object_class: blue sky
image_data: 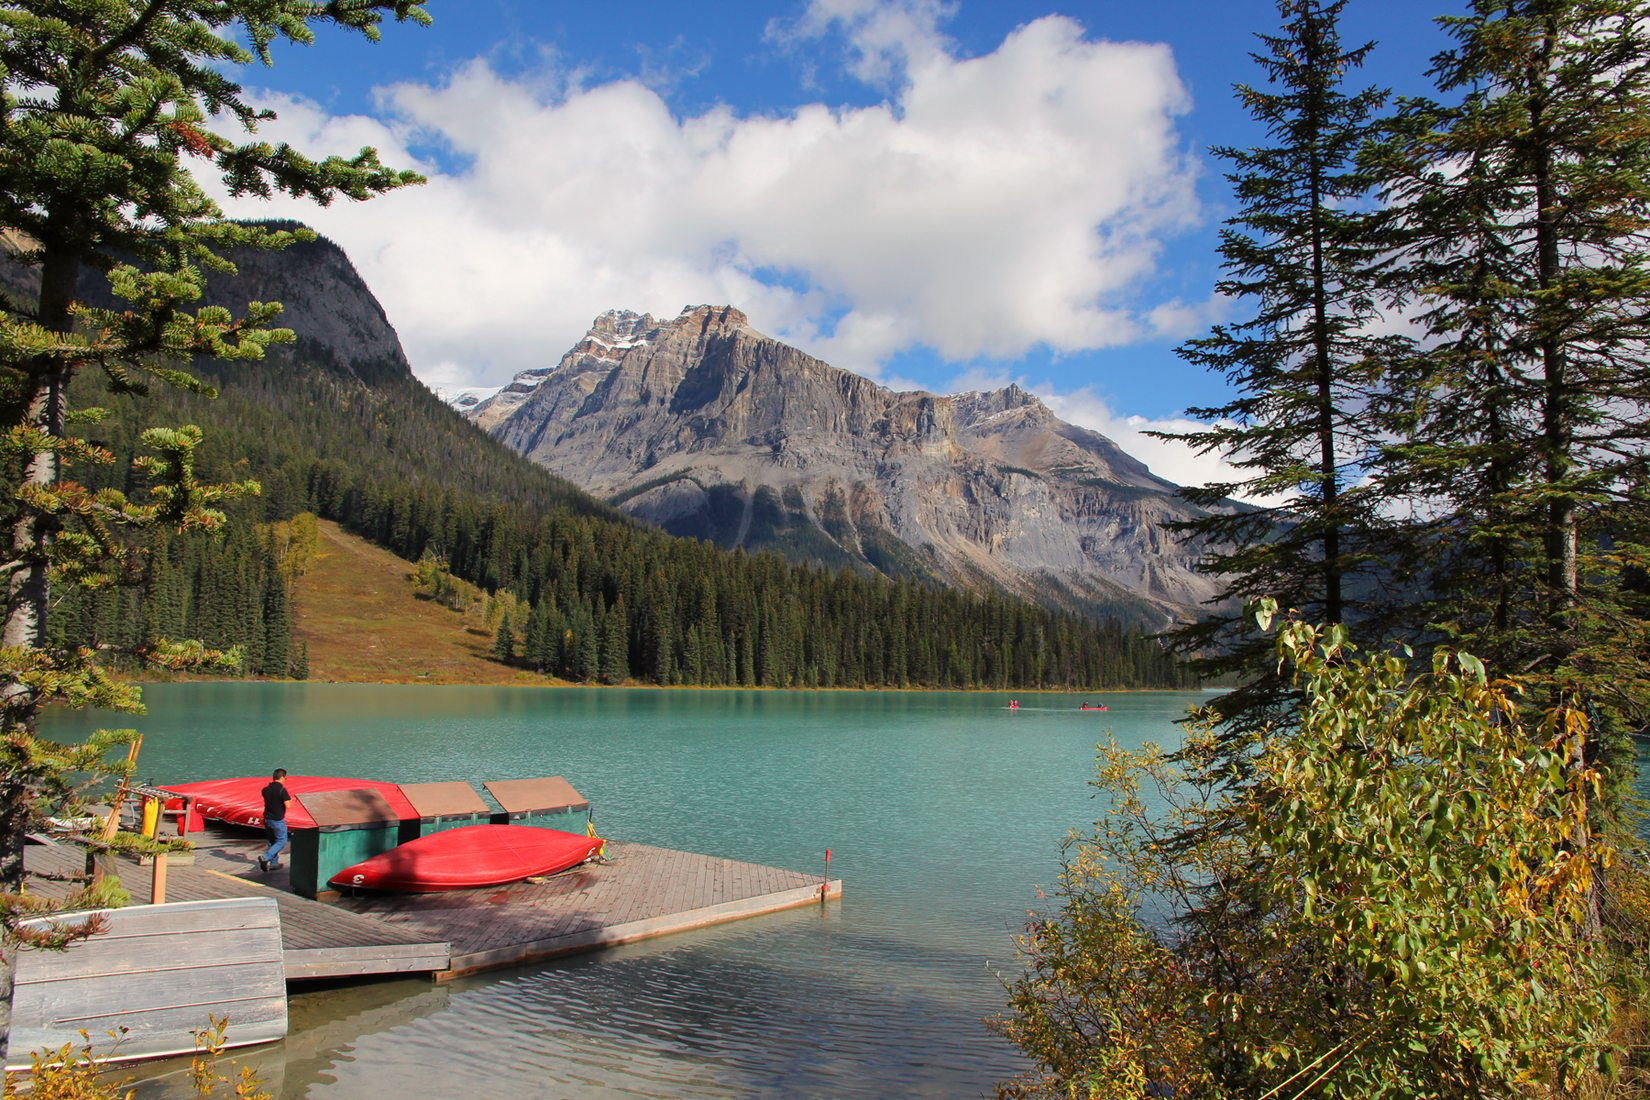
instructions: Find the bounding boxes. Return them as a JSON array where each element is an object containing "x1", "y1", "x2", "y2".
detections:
[{"x1": 211, "y1": 0, "x2": 1456, "y2": 487}]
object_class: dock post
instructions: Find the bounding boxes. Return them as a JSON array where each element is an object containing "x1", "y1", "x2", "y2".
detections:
[
  {"x1": 150, "y1": 850, "x2": 168, "y2": 905},
  {"x1": 85, "y1": 846, "x2": 116, "y2": 884}
]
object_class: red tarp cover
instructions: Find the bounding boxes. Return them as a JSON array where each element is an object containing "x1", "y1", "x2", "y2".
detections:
[{"x1": 160, "y1": 776, "x2": 417, "y2": 830}]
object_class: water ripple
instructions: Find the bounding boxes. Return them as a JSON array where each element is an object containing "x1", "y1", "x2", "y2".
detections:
[{"x1": 56, "y1": 687, "x2": 1205, "y2": 1099}]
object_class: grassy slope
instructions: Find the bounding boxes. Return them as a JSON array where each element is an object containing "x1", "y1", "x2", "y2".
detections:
[{"x1": 293, "y1": 519, "x2": 540, "y2": 685}]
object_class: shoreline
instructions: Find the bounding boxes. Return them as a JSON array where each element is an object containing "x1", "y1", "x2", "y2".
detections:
[{"x1": 113, "y1": 675, "x2": 1203, "y2": 694}]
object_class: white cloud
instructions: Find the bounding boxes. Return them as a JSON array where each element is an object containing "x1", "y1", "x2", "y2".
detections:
[
  {"x1": 1145, "y1": 294, "x2": 1230, "y2": 342},
  {"x1": 204, "y1": 11, "x2": 1198, "y2": 397},
  {"x1": 1036, "y1": 386, "x2": 1288, "y2": 506},
  {"x1": 772, "y1": 0, "x2": 957, "y2": 87}
]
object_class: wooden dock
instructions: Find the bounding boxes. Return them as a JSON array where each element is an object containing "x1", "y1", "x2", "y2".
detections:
[
  {"x1": 23, "y1": 836, "x2": 449, "y2": 980},
  {"x1": 334, "y1": 839, "x2": 840, "y2": 978},
  {"x1": 6, "y1": 897, "x2": 288, "y2": 1070},
  {"x1": 22, "y1": 828, "x2": 841, "y2": 983}
]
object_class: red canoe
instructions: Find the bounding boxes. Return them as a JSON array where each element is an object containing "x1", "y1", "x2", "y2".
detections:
[
  {"x1": 161, "y1": 775, "x2": 418, "y2": 831},
  {"x1": 330, "y1": 824, "x2": 605, "y2": 893}
]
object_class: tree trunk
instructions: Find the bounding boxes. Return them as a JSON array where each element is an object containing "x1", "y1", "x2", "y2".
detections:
[
  {"x1": 1, "y1": 233, "x2": 78, "y2": 1057},
  {"x1": 2, "y1": 239, "x2": 76, "y2": 655},
  {"x1": 1311, "y1": 200, "x2": 1342, "y2": 626},
  {"x1": 1, "y1": 236, "x2": 77, "y2": 880},
  {"x1": 1305, "y1": 30, "x2": 1342, "y2": 628},
  {"x1": 1529, "y1": 18, "x2": 1578, "y2": 661}
]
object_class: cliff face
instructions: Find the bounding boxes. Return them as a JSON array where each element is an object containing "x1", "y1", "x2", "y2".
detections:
[
  {"x1": 467, "y1": 305, "x2": 1223, "y2": 624},
  {"x1": 190, "y1": 230, "x2": 415, "y2": 387},
  {"x1": 0, "y1": 226, "x2": 415, "y2": 388}
]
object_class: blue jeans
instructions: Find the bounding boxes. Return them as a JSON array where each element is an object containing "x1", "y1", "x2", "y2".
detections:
[{"x1": 263, "y1": 819, "x2": 289, "y2": 865}]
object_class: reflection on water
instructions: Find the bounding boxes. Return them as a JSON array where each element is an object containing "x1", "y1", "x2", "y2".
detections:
[
  {"x1": 270, "y1": 916, "x2": 1010, "y2": 1099},
  {"x1": 42, "y1": 686, "x2": 1207, "y2": 1099},
  {"x1": 124, "y1": 977, "x2": 450, "y2": 1098}
]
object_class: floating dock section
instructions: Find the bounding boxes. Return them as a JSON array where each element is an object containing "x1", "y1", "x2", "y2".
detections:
[
  {"x1": 336, "y1": 839, "x2": 841, "y2": 979},
  {"x1": 21, "y1": 829, "x2": 841, "y2": 986}
]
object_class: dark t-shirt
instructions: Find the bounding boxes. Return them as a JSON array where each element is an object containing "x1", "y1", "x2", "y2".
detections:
[{"x1": 262, "y1": 780, "x2": 290, "y2": 822}]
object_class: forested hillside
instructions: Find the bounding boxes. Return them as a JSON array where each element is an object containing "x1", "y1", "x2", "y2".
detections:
[{"x1": 45, "y1": 238, "x2": 1193, "y2": 690}]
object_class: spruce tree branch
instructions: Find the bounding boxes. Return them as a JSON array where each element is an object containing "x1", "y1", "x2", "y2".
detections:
[{"x1": 79, "y1": 0, "x2": 170, "y2": 80}]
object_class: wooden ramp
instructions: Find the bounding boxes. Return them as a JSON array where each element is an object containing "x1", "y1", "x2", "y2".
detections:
[
  {"x1": 5, "y1": 897, "x2": 286, "y2": 1070},
  {"x1": 331, "y1": 840, "x2": 843, "y2": 979}
]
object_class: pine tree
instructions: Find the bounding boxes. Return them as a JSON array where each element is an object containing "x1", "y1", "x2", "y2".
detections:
[
  {"x1": 524, "y1": 598, "x2": 553, "y2": 673},
  {"x1": 574, "y1": 601, "x2": 600, "y2": 682},
  {"x1": 599, "y1": 596, "x2": 630, "y2": 684},
  {"x1": 1153, "y1": 0, "x2": 1391, "y2": 729},
  {"x1": 0, "y1": 0, "x2": 428, "y2": 1049},
  {"x1": 1372, "y1": 0, "x2": 1650, "y2": 743},
  {"x1": 682, "y1": 624, "x2": 705, "y2": 684},
  {"x1": 641, "y1": 575, "x2": 676, "y2": 683},
  {"x1": 139, "y1": 536, "x2": 186, "y2": 644}
]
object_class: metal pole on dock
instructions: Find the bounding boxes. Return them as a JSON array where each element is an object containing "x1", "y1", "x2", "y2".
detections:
[{"x1": 820, "y1": 849, "x2": 831, "y2": 904}]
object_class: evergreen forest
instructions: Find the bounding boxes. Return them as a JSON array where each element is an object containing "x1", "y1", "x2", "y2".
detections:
[{"x1": 52, "y1": 352, "x2": 1192, "y2": 691}]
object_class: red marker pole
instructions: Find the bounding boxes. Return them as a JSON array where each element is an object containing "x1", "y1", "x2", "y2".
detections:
[{"x1": 821, "y1": 848, "x2": 832, "y2": 904}]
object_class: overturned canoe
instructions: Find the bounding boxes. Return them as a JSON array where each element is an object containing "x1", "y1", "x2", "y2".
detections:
[
  {"x1": 330, "y1": 824, "x2": 604, "y2": 893},
  {"x1": 162, "y1": 775, "x2": 418, "y2": 831}
]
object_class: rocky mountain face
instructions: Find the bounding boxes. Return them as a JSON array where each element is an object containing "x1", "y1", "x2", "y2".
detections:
[
  {"x1": 190, "y1": 228, "x2": 415, "y2": 388},
  {"x1": 0, "y1": 224, "x2": 414, "y2": 388},
  {"x1": 464, "y1": 305, "x2": 1224, "y2": 624}
]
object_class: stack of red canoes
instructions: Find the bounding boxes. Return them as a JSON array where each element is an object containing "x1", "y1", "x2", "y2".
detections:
[
  {"x1": 160, "y1": 775, "x2": 605, "y2": 892},
  {"x1": 162, "y1": 775, "x2": 418, "y2": 830}
]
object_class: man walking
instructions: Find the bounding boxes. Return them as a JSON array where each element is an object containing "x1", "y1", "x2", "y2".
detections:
[{"x1": 259, "y1": 768, "x2": 292, "y2": 872}]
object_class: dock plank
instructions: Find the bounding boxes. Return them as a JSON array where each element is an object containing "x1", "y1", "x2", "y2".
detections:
[{"x1": 6, "y1": 898, "x2": 286, "y2": 1070}]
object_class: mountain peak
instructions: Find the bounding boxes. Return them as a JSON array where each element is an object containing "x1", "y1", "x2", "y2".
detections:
[
  {"x1": 953, "y1": 382, "x2": 1042, "y2": 417},
  {"x1": 460, "y1": 303, "x2": 1221, "y2": 624},
  {"x1": 671, "y1": 304, "x2": 749, "y2": 330},
  {"x1": 560, "y1": 305, "x2": 751, "y2": 363},
  {"x1": 589, "y1": 308, "x2": 661, "y2": 346}
]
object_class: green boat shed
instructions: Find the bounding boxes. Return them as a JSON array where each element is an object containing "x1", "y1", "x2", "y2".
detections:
[
  {"x1": 400, "y1": 781, "x2": 492, "y2": 839},
  {"x1": 289, "y1": 788, "x2": 408, "y2": 899}
]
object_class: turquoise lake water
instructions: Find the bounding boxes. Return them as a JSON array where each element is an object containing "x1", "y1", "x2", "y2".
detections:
[{"x1": 39, "y1": 684, "x2": 1211, "y2": 1099}]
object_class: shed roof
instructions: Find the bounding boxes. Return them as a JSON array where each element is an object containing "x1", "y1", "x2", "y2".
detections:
[
  {"x1": 483, "y1": 776, "x2": 587, "y2": 814},
  {"x1": 294, "y1": 787, "x2": 402, "y2": 828},
  {"x1": 398, "y1": 781, "x2": 490, "y2": 819}
]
